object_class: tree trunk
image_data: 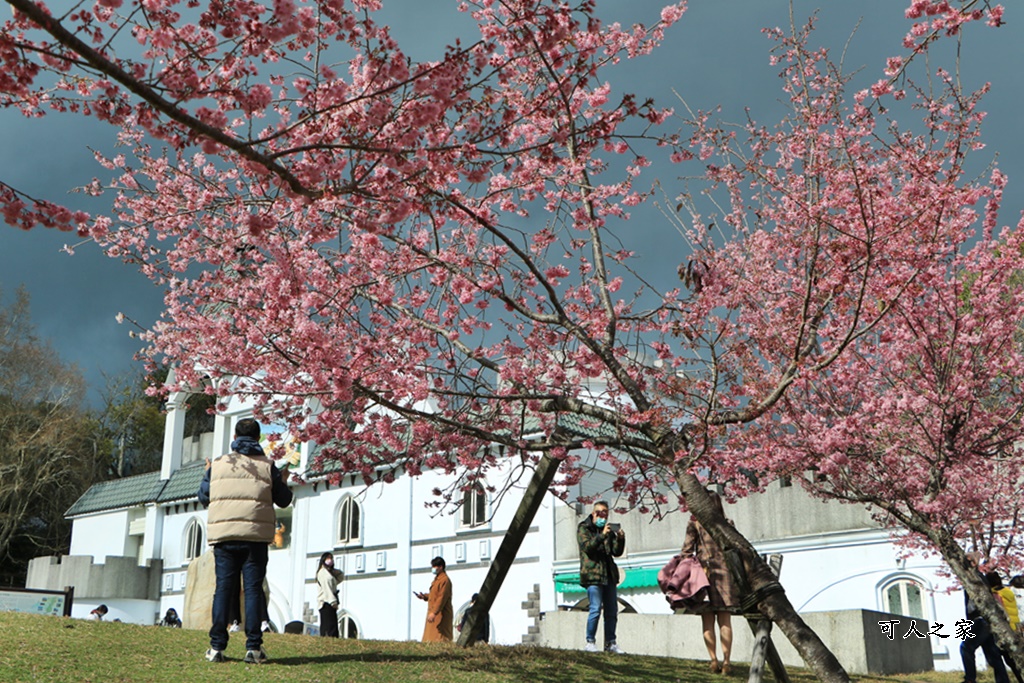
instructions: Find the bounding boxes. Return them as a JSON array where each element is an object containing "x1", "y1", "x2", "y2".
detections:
[
  {"x1": 675, "y1": 469, "x2": 851, "y2": 683},
  {"x1": 457, "y1": 452, "x2": 561, "y2": 647},
  {"x1": 739, "y1": 554, "x2": 789, "y2": 683},
  {"x1": 931, "y1": 526, "x2": 1024, "y2": 676}
]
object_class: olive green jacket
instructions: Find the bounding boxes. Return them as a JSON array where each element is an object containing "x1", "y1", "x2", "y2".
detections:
[{"x1": 577, "y1": 518, "x2": 625, "y2": 587}]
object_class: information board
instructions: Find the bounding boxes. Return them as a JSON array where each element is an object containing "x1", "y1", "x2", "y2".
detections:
[{"x1": 0, "y1": 587, "x2": 73, "y2": 617}]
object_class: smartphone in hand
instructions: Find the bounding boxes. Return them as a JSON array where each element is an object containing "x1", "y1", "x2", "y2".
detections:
[{"x1": 608, "y1": 522, "x2": 621, "y2": 533}]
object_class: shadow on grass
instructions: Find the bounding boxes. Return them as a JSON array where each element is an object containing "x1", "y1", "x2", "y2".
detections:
[
  {"x1": 269, "y1": 652, "x2": 438, "y2": 666},
  {"x1": 449, "y1": 648, "x2": 734, "y2": 683}
]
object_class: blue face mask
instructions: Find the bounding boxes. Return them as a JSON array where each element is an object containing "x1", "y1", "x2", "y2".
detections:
[{"x1": 595, "y1": 517, "x2": 607, "y2": 529}]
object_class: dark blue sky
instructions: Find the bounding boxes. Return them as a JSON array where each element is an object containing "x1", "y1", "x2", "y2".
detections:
[{"x1": 1, "y1": 1, "x2": 1020, "y2": 405}]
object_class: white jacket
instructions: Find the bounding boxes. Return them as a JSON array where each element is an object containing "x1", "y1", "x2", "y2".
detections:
[{"x1": 317, "y1": 566, "x2": 342, "y2": 609}]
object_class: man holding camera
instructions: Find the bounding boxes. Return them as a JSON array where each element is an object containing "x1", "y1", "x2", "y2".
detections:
[{"x1": 577, "y1": 500, "x2": 625, "y2": 653}]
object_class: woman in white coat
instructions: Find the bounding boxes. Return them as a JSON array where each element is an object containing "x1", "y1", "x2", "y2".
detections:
[{"x1": 316, "y1": 552, "x2": 343, "y2": 637}]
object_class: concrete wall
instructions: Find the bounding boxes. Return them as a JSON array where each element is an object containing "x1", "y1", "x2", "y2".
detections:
[
  {"x1": 27, "y1": 555, "x2": 163, "y2": 602},
  {"x1": 555, "y1": 484, "x2": 876, "y2": 562},
  {"x1": 536, "y1": 609, "x2": 933, "y2": 675}
]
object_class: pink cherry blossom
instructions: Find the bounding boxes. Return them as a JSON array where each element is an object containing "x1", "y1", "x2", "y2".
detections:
[{"x1": 0, "y1": 0, "x2": 1015, "y2": 677}]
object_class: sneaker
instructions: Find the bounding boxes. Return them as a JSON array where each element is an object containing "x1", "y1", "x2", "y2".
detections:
[
  {"x1": 605, "y1": 642, "x2": 623, "y2": 654},
  {"x1": 261, "y1": 620, "x2": 271, "y2": 632},
  {"x1": 205, "y1": 649, "x2": 225, "y2": 663},
  {"x1": 243, "y1": 647, "x2": 268, "y2": 664},
  {"x1": 584, "y1": 641, "x2": 598, "y2": 652},
  {"x1": 228, "y1": 621, "x2": 240, "y2": 633}
]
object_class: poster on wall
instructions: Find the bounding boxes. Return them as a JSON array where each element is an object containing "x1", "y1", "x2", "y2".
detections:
[
  {"x1": 0, "y1": 587, "x2": 73, "y2": 617},
  {"x1": 256, "y1": 422, "x2": 297, "y2": 551},
  {"x1": 259, "y1": 423, "x2": 302, "y2": 467}
]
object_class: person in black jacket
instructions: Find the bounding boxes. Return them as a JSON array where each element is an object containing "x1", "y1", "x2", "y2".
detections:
[
  {"x1": 457, "y1": 593, "x2": 490, "y2": 644},
  {"x1": 961, "y1": 553, "x2": 1010, "y2": 683},
  {"x1": 159, "y1": 608, "x2": 182, "y2": 628}
]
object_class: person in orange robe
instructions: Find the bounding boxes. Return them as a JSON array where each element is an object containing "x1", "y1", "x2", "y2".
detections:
[{"x1": 416, "y1": 556, "x2": 453, "y2": 642}]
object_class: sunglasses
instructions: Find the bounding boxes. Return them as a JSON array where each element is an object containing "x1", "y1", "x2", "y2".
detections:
[{"x1": 594, "y1": 510, "x2": 608, "y2": 518}]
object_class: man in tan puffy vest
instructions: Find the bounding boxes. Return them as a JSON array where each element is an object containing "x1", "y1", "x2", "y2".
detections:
[{"x1": 197, "y1": 418, "x2": 293, "y2": 664}]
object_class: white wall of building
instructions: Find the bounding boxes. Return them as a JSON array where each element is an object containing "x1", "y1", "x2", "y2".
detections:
[{"x1": 69, "y1": 511, "x2": 131, "y2": 561}]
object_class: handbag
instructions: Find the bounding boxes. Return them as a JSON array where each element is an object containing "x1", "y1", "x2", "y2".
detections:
[{"x1": 658, "y1": 554, "x2": 710, "y2": 609}]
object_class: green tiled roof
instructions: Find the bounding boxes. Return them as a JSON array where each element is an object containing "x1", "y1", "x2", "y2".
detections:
[
  {"x1": 65, "y1": 471, "x2": 166, "y2": 518},
  {"x1": 66, "y1": 461, "x2": 210, "y2": 518},
  {"x1": 157, "y1": 464, "x2": 206, "y2": 504}
]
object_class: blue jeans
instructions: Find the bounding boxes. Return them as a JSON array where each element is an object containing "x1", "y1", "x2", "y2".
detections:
[
  {"x1": 586, "y1": 583, "x2": 618, "y2": 646},
  {"x1": 961, "y1": 617, "x2": 1010, "y2": 683},
  {"x1": 210, "y1": 541, "x2": 269, "y2": 651}
]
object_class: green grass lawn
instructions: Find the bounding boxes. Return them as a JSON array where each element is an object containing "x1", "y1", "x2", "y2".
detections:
[{"x1": 0, "y1": 612, "x2": 981, "y2": 683}]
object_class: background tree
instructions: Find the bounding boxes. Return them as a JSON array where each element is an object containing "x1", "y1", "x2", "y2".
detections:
[
  {"x1": 97, "y1": 368, "x2": 167, "y2": 477},
  {"x1": 0, "y1": 0, "x2": 1010, "y2": 679},
  {"x1": 0, "y1": 286, "x2": 106, "y2": 586}
]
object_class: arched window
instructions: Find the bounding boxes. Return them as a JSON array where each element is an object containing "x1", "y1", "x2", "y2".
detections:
[
  {"x1": 338, "y1": 611, "x2": 360, "y2": 639},
  {"x1": 460, "y1": 483, "x2": 488, "y2": 529},
  {"x1": 183, "y1": 518, "x2": 205, "y2": 561},
  {"x1": 882, "y1": 577, "x2": 924, "y2": 619},
  {"x1": 337, "y1": 496, "x2": 361, "y2": 545}
]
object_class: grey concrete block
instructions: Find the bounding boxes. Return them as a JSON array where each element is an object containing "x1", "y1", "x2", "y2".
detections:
[{"x1": 535, "y1": 609, "x2": 932, "y2": 675}]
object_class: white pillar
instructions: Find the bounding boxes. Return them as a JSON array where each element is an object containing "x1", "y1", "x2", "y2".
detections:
[
  {"x1": 140, "y1": 504, "x2": 165, "y2": 567},
  {"x1": 160, "y1": 390, "x2": 187, "y2": 480}
]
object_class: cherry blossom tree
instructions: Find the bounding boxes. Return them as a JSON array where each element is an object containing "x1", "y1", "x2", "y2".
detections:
[
  {"x1": 0, "y1": 0, "x2": 1011, "y2": 678},
  {"x1": 715, "y1": 130, "x2": 1024, "y2": 669},
  {"x1": 686, "y1": 1, "x2": 1024, "y2": 673}
]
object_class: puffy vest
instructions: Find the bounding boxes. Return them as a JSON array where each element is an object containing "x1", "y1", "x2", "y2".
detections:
[{"x1": 207, "y1": 452, "x2": 276, "y2": 544}]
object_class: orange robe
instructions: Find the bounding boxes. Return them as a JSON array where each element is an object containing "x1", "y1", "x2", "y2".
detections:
[{"x1": 422, "y1": 570, "x2": 453, "y2": 642}]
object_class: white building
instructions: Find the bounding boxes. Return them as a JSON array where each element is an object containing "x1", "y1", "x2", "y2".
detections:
[
  {"x1": 32, "y1": 386, "x2": 617, "y2": 643},
  {"x1": 27, "y1": 385, "x2": 981, "y2": 673}
]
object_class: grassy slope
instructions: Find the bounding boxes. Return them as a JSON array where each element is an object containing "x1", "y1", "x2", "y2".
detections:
[{"x1": 0, "y1": 612, "x2": 978, "y2": 683}]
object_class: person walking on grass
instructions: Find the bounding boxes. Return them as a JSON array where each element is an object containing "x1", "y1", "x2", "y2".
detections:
[{"x1": 198, "y1": 418, "x2": 293, "y2": 664}]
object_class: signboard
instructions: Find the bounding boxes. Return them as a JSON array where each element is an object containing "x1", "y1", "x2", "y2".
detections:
[
  {"x1": 260, "y1": 423, "x2": 301, "y2": 467},
  {"x1": 0, "y1": 586, "x2": 73, "y2": 617}
]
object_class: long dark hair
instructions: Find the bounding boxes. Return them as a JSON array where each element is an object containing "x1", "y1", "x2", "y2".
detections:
[{"x1": 317, "y1": 552, "x2": 334, "y2": 573}]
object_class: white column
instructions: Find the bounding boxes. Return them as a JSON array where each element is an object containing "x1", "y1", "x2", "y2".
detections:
[
  {"x1": 140, "y1": 504, "x2": 165, "y2": 567},
  {"x1": 160, "y1": 390, "x2": 187, "y2": 480}
]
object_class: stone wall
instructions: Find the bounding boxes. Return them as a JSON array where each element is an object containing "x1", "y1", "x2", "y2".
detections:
[
  {"x1": 27, "y1": 555, "x2": 162, "y2": 601},
  {"x1": 554, "y1": 486, "x2": 877, "y2": 562},
  {"x1": 535, "y1": 608, "x2": 934, "y2": 675}
]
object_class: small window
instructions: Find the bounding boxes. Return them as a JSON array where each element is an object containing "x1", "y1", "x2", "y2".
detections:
[
  {"x1": 460, "y1": 483, "x2": 488, "y2": 529},
  {"x1": 337, "y1": 497, "x2": 361, "y2": 545},
  {"x1": 183, "y1": 518, "x2": 205, "y2": 561},
  {"x1": 883, "y1": 578, "x2": 924, "y2": 618}
]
